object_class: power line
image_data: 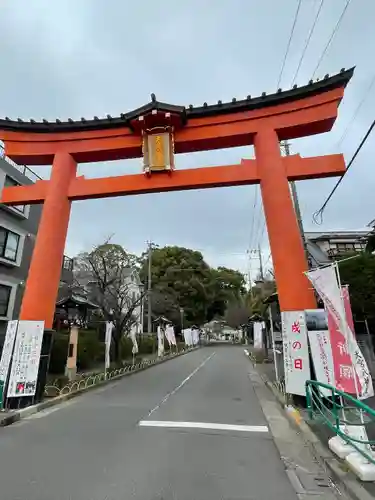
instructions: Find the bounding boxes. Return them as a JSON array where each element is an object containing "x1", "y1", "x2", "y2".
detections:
[
  {"x1": 276, "y1": 0, "x2": 303, "y2": 90},
  {"x1": 291, "y1": 0, "x2": 325, "y2": 86},
  {"x1": 312, "y1": 0, "x2": 352, "y2": 79},
  {"x1": 313, "y1": 116, "x2": 375, "y2": 224}
]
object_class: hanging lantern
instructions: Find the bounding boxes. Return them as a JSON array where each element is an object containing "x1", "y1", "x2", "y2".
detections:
[{"x1": 143, "y1": 127, "x2": 175, "y2": 174}]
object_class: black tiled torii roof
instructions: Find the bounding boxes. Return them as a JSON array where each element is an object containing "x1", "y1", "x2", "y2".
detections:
[{"x1": 0, "y1": 68, "x2": 354, "y2": 133}]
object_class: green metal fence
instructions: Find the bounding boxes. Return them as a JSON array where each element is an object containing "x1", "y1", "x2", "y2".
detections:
[{"x1": 306, "y1": 380, "x2": 375, "y2": 464}]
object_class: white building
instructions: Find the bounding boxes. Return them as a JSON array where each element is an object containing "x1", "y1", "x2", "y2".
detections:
[
  {"x1": 73, "y1": 266, "x2": 144, "y2": 334},
  {"x1": 305, "y1": 224, "x2": 373, "y2": 267}
]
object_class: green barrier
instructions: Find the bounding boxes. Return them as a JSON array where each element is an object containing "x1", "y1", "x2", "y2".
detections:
[{"x1": 306, "y1": 379, "x2": 375, "y2": 464}]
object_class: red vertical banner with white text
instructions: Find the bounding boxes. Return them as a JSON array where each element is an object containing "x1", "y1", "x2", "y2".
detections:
[
  {"x1": 306, "y1": 265, "x2": 373, "y2": 400},
  {"x1": 328, "y1": 286, "x2": 373, "y2": 398},
  {"x1": 281, "y1": 311, "x2": 311, "y2": 396}
]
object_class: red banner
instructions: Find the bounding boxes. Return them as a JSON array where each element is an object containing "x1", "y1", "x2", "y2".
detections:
[{"x1": 328, "y1": 286, "x2": 363, "y2": 396}]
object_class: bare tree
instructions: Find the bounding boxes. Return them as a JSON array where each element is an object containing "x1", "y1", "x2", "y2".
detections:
[{"x1": 74, "y1": 242, "x2": 146, "y2": 363}]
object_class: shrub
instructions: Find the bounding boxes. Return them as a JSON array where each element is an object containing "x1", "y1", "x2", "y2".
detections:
[
  {"x1": 138, "y1": 335, "x2": 157, "y2": 355},
  {"x1": 48, "y1": 333, "x2": 69, "y2": 374}
]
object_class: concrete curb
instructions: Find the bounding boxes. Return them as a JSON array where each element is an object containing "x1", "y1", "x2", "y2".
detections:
[
  {"x1": 246, "y1": 355, "x2": 373, "y2": 500},
  {"x1": 0, "y1": 347, "x2": 197, "y2": 429}
]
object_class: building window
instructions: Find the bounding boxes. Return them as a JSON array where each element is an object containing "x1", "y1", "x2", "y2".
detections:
[
  {"x1": 330, "y1": 242, "x2": 363, "y2": 253},
  {"x1": 62, "y1": 256, "x2": 74, "y2": 271},
  {"x1": 0, "y1": 284, "x2": 11, "y2": 316},
  {"x1": 4, "y1": 176, "x2": 25, "y2": 213},
  {"x1": 0, "y1": 227, "x2": 20, "y2": 261}
]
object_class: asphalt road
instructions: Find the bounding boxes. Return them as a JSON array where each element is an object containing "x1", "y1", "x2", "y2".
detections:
[{"x1": 0, "y1": 347, "x2": 301, "y2": 500}]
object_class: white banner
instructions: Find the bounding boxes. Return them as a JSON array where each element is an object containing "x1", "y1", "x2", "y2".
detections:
[
  {"x1": 281, "y1": 311, "x2": 311, "y2": 396},
  {"x1": 306, "y1": 265, "x2": 345, "y2": 324},
  {"x1": 130, "y1": 327, "x2": 138, "y2": 355},
  {"x1": 7, "y1": 320, "x2": 44, "y2": 398},
  {"x1": 191, "y1": 328, "x2": 199, "y2": 346},
  {"x1": 307, "y1": 329, "x2": 334, "y2": 397},
  {"x1": 0, "y1": 320, "x2": 18, "y2": 386},
  {"x1": 105, "y1": 321, "x2": 113, "y2": 369},
  {"x1": 253, "y1": 322, "x2": 263, "y2": 349},
  {"x1": 157, "y1": 326, "x2": 164, "y2": 357},
  {"x1": 183, "y1": 328, "x2": 192, "y2": 347},
  {"x1": 165, "y1": 325, "x2": 176, "y2": 346}
]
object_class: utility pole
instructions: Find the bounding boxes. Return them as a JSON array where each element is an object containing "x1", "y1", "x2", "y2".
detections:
[
  {"x1": 281, "y1": 140, "x2": 309, "y2": 263},
  {"x1": 246, "y1": 249, "x2": 253, "y2": 297},
  {"x1": 258, "y1": 244, "x2": 264, "y2": 281},
  {"x1": 147, "y1": 241, "x2": 152, "y2": 334}
]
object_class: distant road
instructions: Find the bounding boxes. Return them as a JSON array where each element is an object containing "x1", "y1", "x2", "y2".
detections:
[{"x1": 0, "y1": 347, "x2": 303, "y2": 499}]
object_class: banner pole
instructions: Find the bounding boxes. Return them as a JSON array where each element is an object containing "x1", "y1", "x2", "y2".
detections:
[
  {"x1": 334, "y1": 262, "x2": 365, "y2": 427},
  {"x1": 268, "y1": 306, "x2": 279, "y2": 382}
]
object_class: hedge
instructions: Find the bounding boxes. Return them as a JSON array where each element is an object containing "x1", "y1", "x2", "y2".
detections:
[{"x1": 48, "y1": 330, "x2": 105, "y2": 374}]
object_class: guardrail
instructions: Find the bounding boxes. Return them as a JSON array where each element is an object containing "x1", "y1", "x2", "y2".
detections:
[
  {"x1": 44, "y1": 350, "x2": 189, "y2": 398},
  {"x1": 305, "y1": 379, "x2": 375, "y2": 464}
]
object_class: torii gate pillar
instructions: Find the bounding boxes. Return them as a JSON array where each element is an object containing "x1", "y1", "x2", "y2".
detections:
[
  {"x1": 20, "y1": 152, "x2": 76, "y2": 328},
  {"x1": 254, "y1": 128, "x2": 315, "y2": 311}
]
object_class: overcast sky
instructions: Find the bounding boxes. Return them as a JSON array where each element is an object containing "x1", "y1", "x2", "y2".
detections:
[{"x1": 0, "y1": 0, "x2": 374, "y2": 278}]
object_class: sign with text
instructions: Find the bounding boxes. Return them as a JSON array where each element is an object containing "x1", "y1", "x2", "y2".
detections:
[
  {"x1": 7, "y1": 321, "x2": 44, "y2": 398},
  {"x1": 306, "y1": 309, "x2": 334, "y2": 397},
  {"x1": 281, "y1": 310, "x2": 311, "y2": 396},
  {"x1": 0, "y1": 320, "x2": 18, "y2": 406}
]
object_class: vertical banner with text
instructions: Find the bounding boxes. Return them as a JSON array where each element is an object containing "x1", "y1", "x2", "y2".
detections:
[
  {"x1": 281, "y1": 311, "x2": 311, "y2": 396},
  {"x1": 305, "y1": 309, "x2": 334, "y2": 397},
  {"x1": 0, "y1": 320, "x2": 18, "y2": 407},
  {"x1": 7, "y1": 321, "x2": 44, "y2": 398},
  {"x1": 105, "y1": 321, "x2": 113, "y2": 370}
]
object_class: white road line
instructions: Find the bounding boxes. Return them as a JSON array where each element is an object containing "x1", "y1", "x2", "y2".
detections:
[
  {"x1": 146, "y1": 351, "x2": 216, "y2": 417},
  {"x1": 139, "y1": 420, "x2": 269, "y2": 433}
]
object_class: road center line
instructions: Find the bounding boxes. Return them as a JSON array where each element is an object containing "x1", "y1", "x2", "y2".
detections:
[
  {"x1": 139, "y1": 420, "x2": 269, "y2": 433},
  {"x1": 146, "y1": 351, "x2": 216, "y2": 417}
]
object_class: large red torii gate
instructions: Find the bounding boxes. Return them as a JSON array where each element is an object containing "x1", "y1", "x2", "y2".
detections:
[{"x1": 0, "y1": 68, "x2": 353, "y2": 330}]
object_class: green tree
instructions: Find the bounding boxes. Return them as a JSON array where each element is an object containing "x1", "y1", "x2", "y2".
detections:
[
  {"x1": 338, "y1": 253, "x2": 375, "y2": 321},
  {"x1": 139, "y1": 245, "x2": 246, "y2": 326},
  {"x1": 207, "y1": 266, "x2": 247, "y2": 320}
]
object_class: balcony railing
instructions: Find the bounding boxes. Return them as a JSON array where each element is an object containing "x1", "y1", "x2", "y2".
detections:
[
  {"x1": 327, "y1": 247, "x2": 364, "y2": 258},
  {"x1": 0, "y1": 143, "x2": 42, "y2": 183}
]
